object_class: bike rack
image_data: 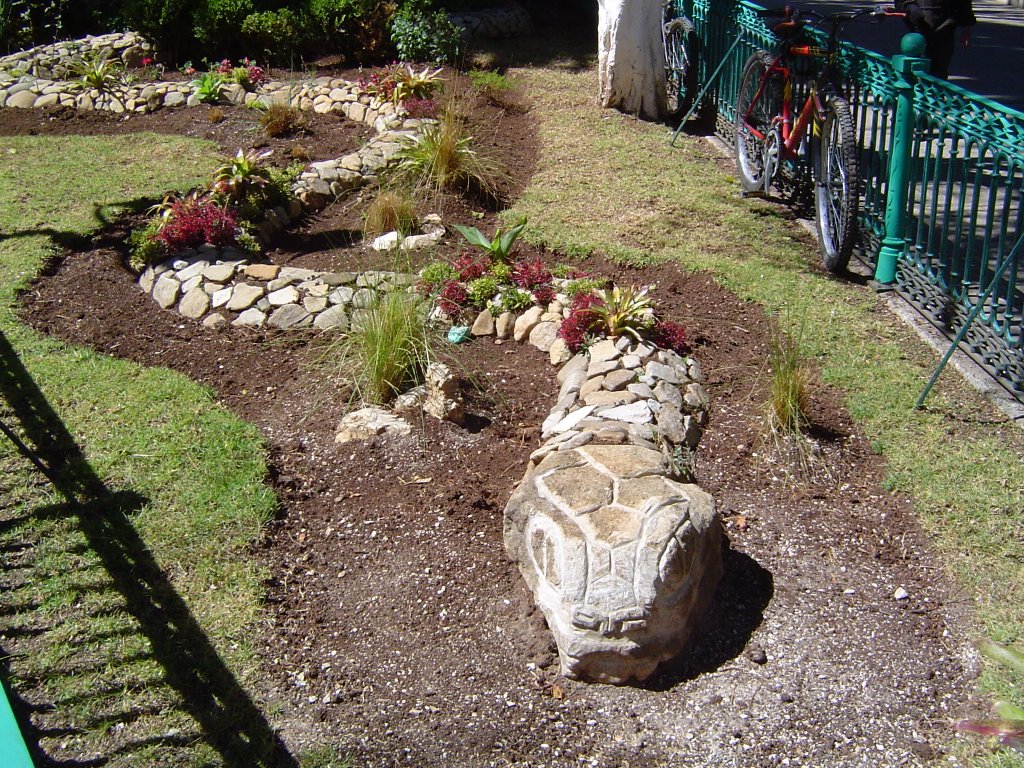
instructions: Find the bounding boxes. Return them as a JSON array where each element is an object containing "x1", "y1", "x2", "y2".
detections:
[{"x1": 670, "y1": 28, "x2": 747, "y2": 146}]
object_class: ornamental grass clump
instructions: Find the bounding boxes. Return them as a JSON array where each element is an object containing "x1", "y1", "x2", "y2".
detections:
[
  {"x1": 394, "y1": 98, "x2": 507, "y2": 203},
  {"x1": 755, "y1": 314, "x2": 826, "y2": 485},
  {"x1": 363, "y1": 189, "x2": 418, "y2": 239},
  {"x1": 338, "y1": 291, "x2": 434, "y2": 405}
]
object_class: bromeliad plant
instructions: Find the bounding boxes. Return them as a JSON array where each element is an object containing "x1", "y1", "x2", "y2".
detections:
[
  {"x1": 211, "y1": 149, "x2": 273, "y2": 204},
  {"x1": 558, "y1": 285, "x2": 688, "y2": 355}
]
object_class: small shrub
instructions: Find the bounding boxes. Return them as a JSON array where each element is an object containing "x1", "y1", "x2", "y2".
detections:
[
  {"x1": 452, "y1": 252, "x2": 489, "y2": 281},
  {"x1": 419, "y1": 261, "x2": 457, "y2": 292},
  {"x1": 469, "y1": 69, "x2": 512, "y2": 93},
  {"x1": 363, "y1": 189, "x2": 418, "y2": 238},
  {"x1": 402, "y1": 96, "x2": 439, "y2": 119},
  {"x1": 499, "y1": 288, "x2": 533, "y2": 313},
  {"x1": 70, "y1": 49, "x2": 123, "y2": 92},
  {"x1": 260, "y1": 103, "x2": 307, "y2": 138},
  {"x1": 466, "y1": 276, "x2": 499, "y2": 307},
  {"x1": 651, "y1": 320, "x2": 688, "y2": 354},
  {"x1": 589, "y1": 285, "x2": 655, "y2": 341},
  {"x1": 290, "y1": 143, "x2": 313, "y2": 162},
  {"x1": 127, "y1": 218, "x2": 168, "y2": 271},
  {"x1": 564, "y1": 277, "x2": 605, "y2": 297},
  {"x1": 241, "y1": 8, "x2": 301, "y2": 63},
  {"x1": 764, "y1": 318, "x2": 810, "y2": 436},
  {"x1": 156, "y1": 199, "x2": 240, "y2": 253},
  {"x1": 390, "y1": 6, "x2": 463, "y2": 64},
  {"x1": 437, "y1": 279, "x2": 469, "y2": 319},
  {"x1": 489, "y1": 262, "x2": 512, "y2": 281},
  {"x1": 392, "y1": 64, "x2": 444, "y2": 103},
  {"x1": 393, "y1": 100, "x2": 507, "y2": 202},
  {"x1": 211, "y1": 148, "x2": 273, "y2": 206},
  {"x1": 510, "y1": 256, "x2": 551, "y2": 291},
  {"x1": 558, "y1": 294, "x2": 604, "y2": 353}
]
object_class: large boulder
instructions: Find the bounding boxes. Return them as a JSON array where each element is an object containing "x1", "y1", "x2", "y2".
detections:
[{"x1": 504, "y1": 443, "x2": 721, "y2": 684}]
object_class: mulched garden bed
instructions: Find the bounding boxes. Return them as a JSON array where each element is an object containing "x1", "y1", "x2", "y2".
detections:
[{"x1": 7, "y1": 69, "x2": 980, "y2": 767}]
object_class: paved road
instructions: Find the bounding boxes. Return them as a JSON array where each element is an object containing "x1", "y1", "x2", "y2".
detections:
[{"x1": 802, "y1": 0, "x2": 1024, "y2": 111}]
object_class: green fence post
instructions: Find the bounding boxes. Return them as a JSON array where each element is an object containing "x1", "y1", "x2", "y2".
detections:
[{"x1": 875, "y1": 33, "x2": 929, "y2": 284}]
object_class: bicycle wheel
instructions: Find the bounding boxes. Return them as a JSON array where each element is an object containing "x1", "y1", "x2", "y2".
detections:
[
  {"x1": 814, "y1": 93, "x2": 859, "y2": 273},
  {"x1": 663, "y1": 12, "x2": 698, "y2": 121},
  {"x1": 734, "y1": 51, "x2": 782, "y2": 193}
]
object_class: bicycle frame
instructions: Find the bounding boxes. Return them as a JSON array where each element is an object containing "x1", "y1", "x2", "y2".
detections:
[{"x1": 741, "y1": 51, "x2": 830, "y2": 162}]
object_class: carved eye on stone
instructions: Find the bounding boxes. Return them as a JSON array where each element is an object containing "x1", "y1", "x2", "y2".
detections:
[
  {"x1": 658, "y1": 521, "x2": 695, "y2": 590},
  {"x1": 530, "y1": 527, "x2": 561, "y2": 588}
]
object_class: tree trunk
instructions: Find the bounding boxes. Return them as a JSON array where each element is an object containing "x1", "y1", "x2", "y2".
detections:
[{"x1": 597, "y1": 0, "x2": 665, "y2": 119}]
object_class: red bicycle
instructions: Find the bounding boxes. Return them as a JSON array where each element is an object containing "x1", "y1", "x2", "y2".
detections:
[{"x1": 735, "y1": 5, "x2": 901, "y2": 273}]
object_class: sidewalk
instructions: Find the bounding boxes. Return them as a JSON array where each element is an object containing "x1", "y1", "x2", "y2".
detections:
[{"x1": 805, "y1": 0, "x2": 1024, "y2": 110}]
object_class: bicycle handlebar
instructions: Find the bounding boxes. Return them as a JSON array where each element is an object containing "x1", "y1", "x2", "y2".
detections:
[{"x1": 757, "y1": 4, "x2": 903, "y2": 37}]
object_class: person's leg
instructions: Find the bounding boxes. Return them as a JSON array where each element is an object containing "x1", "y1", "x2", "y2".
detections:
[{"x1": 925, "y1": 24, "x2": 957, "y2": 79}]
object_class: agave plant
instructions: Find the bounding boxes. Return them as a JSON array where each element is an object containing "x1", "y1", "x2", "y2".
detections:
[
  {"x1": 589, "y1": 284, "x2": 655, "y2": 341},
  {"x1": 453, "y1": 217, "x2": 527, "y2": 264},
  {"x1": 955, "y1": 640, "x2": 1024, "y2": 752}
]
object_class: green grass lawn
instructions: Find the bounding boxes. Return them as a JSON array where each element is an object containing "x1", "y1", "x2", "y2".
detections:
[
  {"x1": 508, "y1": 60, "x2": 1024, "y2": 766},
  {"x1": 0, "y1": 134, "x2": 283, "y2": 766}
]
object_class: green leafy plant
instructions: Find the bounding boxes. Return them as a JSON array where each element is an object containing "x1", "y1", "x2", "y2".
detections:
[
  {"x1": 453, "y1": 217, "x2": 527, "y2": 264},
  {"x1": 190, "y1": 71, "x2": 226, "y2": 104},
  {"x1": 469, "y1": 69, "x2": 512, "y2": 93},
  {"x1": 499, "y1": 288, "x2": 533, "y2": 313},
  {"x1": 419, "y1": 260, "x2": 457, "y2": 292},
  {"x1": 363, "y1": 189, "x2": 418, "y2": 239},
  {"x1": 589, "y1": 284, "x2": 655, "y2": 341},
  {"x1": 127, "y1": 217, "x2": 169, "y2": 271},
  {"x1": 390, "y1": 5, "x2": 463, "y2": 64},
  {"x1": 393, "y1": 100, "x2": 507, "y2": 202},
  {"x1": 337, "y1": 291, "x2": 434, "y2": 405},
  {"x1": 564, "y1": 277, "x2": 606, "y2": 297},
  {"x1": 240, "y1": 8, "x2": 301, "y2": 63},
  {"x1": 70, "y1": 49, "x2": 123, "y2": 92},
  {"x1": 955, "y1": 640, "x2": 1024, "y2": 753},
  {"x1": 466, "y1": 276, "x2": 499, "y2": 307},
  {"x1": 489, "y1": 262, "x2": 512, "y2": 281}
]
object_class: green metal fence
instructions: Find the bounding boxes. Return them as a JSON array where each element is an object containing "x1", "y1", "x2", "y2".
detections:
[{"x1": 671, "y1": 0, "x2": 1024, "y2": 397}]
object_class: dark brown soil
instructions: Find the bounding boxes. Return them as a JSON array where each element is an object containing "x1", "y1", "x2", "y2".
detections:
[{"x1": 9, "y1": 66, "x2": 977, "y2": 768}]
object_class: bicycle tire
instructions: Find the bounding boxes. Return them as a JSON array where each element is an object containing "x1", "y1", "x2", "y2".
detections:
[
  {"x1": 662, "y1": 13, "x2": 698, "y2": 121},
  {"x1": 814, "y1": 93, "x2": 859, "y2": 273},
  {"x1": 734, "y1": 51, "x2": 782, "y2": 193}
]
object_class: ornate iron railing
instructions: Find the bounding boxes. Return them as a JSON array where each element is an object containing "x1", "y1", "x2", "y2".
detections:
[{"x1": 670, "y1": 0, "x2": 1024, "y2": 396}]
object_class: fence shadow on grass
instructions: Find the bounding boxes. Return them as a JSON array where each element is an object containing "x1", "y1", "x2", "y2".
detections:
[{"x1": 0, "y1": 327, "x2": 297, "y2": 768}]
